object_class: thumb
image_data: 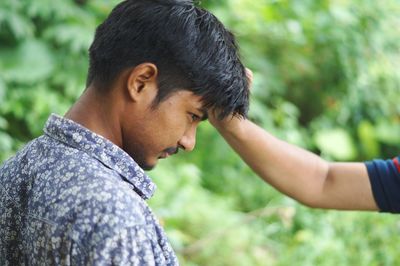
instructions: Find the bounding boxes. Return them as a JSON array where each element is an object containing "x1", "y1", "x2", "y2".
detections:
[{"x1": 245, "y1": 68, "x2": 253, "y2": 91}]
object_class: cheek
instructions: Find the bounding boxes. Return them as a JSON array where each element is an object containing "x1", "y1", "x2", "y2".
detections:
[
  {"x1": 140, "y1": 118, "x2": 174, "y2": 151},
  {"x1": 153, "y1": 112, "x2": 188, "y2": 140},
  {"x1": 167, "y1": 120, "x2": 190, "y2": 143},
  {"x1": 143, "y1": 104, "x2": 190, "y2": 149}
]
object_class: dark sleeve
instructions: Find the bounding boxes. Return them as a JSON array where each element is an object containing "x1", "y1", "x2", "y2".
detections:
[{"x1": 365, "y1": 156, "x2": 400, "y2": 213}]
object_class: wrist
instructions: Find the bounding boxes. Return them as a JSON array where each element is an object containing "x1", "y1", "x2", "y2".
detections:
[{"x1": 214, "y1": 115, "x2": 248, "y2": 138}]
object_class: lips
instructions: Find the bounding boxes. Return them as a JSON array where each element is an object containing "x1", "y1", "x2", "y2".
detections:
[
  {"x1": 159, "y1": 147, "x2": 179, "y2": 159},
  {"x1": 159, "y1": 152, "x2": 170, "y2": 159}
]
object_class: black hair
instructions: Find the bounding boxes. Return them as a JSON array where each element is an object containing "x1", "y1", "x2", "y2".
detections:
[{"x1": 87, "y1": 0, "x2": 249, "y2": 118}]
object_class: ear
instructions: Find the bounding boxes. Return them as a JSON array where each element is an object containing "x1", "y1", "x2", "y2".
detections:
[{"x1": 126, "y1": 63, "x2": 158, "y2": 102}]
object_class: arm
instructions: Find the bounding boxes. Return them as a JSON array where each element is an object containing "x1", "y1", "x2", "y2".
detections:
[{"x1": 211, "y1": 116, "x2": 379, "y2": 211}]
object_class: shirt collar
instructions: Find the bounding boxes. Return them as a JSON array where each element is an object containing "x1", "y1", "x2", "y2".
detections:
[{"x1": 43, "y1": 113, "x2": 156, "y2": 200}]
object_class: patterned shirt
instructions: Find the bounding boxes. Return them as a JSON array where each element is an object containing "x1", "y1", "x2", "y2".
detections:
[{"x1": 0, "y1": 114, "x2": 178, "y2": 265}]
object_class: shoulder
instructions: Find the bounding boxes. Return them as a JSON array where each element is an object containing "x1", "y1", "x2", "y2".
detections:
[
  {"x1": 23, "y1": 136, "x2": 153, "y2": 227},
  {"x1": 59, "y1": 181, "x2": 160, "y2": 264},
  {"x1": 50, "y1": 168, "x2": 150, "y2": 226}
]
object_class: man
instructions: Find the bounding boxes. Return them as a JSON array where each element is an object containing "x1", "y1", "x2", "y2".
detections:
[
  {"x1": 0, "y1": 0, "x2": 249, "y2": 264},
  {"x1": 210, "y1": 69, "x2": 399, "y2": 214}
]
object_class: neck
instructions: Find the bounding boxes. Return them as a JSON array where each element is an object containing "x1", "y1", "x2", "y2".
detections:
[{"x1": 64, "y1": 86, "x2": 123, "y2": 148}]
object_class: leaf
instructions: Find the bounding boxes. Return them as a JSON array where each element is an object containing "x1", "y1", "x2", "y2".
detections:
[
  {"x1": 0, "y1": 131, "x2": 12, "y2": 152},
  {"x1": 0, "y1": 39, "x2": 54, "y2": 83},
  {"x1": 0, "y1": 77, "x2": 5, "y2": 105},
  {"x1": 375, "y1": 120, "x2": 400, "y2": 145},
  {"x1": 0, "y1": 116, "x2": 7, "y2": 130},
  {"x1": 44, "y1": 24, "x2": 94, "y2": 53},
  {"x1": 357, "y1": 120, "x2": 380, "y2": 158},
  {"x1": 0, "y1": 10, "x2": 34, "y2": 39},
  {"x1": 314, "y1": 128, "x2": 357, "y2": 160}
]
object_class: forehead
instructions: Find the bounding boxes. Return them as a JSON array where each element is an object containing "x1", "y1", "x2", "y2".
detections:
[{"x1": 167, "y1": 90, "x2": 205, "y2": 109}]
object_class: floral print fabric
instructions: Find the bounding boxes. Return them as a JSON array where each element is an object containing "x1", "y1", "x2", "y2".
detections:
[{"x1": 0, "y1": 114, "x2": 178, "y2": 265}]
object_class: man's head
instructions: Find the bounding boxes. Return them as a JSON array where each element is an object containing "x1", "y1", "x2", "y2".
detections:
[{"x1": 86, "y1": 0, "x2": 249, "y2": 170}]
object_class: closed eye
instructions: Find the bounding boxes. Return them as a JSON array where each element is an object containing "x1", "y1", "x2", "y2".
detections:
[{"x1": 190, "y1": 113, "x2": 201, "y2": 122}]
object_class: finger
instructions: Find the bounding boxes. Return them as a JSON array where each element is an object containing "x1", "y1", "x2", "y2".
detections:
[{"x1": 245, "y1": 68, "x2": 253, "y2": 90}]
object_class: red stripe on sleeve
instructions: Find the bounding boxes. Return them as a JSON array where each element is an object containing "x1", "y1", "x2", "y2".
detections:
[{"x1": 393, "y1": 157, "x2": 400, "y2": 173}]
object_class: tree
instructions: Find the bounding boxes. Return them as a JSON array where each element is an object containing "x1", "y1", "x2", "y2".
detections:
[{"x1": 1, "y1": 0, "x2": 400, "y2": 264}]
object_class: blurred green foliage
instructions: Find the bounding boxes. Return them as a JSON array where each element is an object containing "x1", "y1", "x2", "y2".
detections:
[{"x1": 1, "y1": 0, "x2": 400, "y2": 265}]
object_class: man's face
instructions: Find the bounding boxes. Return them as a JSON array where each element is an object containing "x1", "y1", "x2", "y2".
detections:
[{"x1": 122, "y1": 90, "x2": 206, "y2": 170}]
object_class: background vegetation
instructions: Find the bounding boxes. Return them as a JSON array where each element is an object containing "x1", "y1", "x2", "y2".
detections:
[{"x1": 1, "y1": 0, "x2": 400, "y2": 265}]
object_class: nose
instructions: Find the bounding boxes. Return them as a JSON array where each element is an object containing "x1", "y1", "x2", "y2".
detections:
[{"x1": 178, "y1": 126, "x2": 197, "y2": 152}]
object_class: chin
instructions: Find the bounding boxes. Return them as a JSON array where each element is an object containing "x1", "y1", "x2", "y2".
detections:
[
  {"x1": 139, "y1": 160, "x2": 157, "y2": 171},
  {"x1": 132, "y1": 153, "x2": 157, "y2": 171},
  {"x1": 142, "y1": 164, "x2": 156, "y2": 171}
]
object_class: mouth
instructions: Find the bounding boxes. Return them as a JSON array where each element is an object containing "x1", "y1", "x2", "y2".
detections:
[
  {"x1": 159, "y1": 152, "x2": 170, "y2": 159},
  {"x1": 159, "y1": 147, "x2": 179, "y2": 159}
]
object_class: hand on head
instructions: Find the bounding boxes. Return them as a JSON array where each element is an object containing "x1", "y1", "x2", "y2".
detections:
[{"x1": 208, "y1": 68, "x2": 253, "y2": 129}]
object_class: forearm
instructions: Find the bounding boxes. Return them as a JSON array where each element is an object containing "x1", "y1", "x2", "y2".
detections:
[
  {"x1": 215, "y1": 118, "x2": 328, "y2": 204},
  {"x1": 214, "y1": 117, "x2": 378, "y2": 210}
]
